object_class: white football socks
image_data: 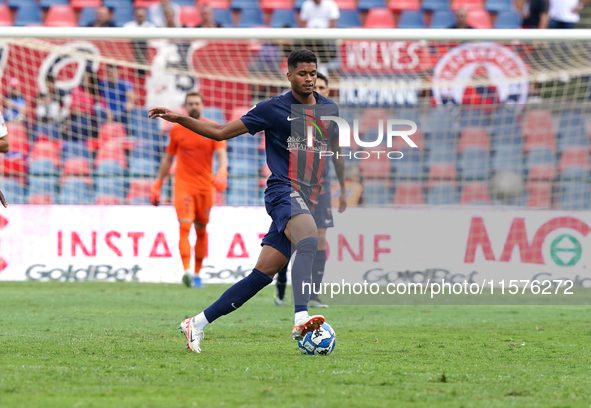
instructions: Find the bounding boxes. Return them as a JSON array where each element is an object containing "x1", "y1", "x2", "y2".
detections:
[
  {"x1": 192, "y1": 312, "x2": 210, "y2": 331},
  {"x1": 294, "y1": 311, "x2": 308, "y2": 325}
]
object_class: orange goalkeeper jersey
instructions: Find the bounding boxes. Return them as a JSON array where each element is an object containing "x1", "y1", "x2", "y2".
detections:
[{"x1": 166, "y1": 118, "x2": 227, "y2": 193}]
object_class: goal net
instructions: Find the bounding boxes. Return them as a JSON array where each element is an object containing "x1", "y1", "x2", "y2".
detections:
[{"x1": 0, "y1": 28, "x2": 590, "y2": 210}]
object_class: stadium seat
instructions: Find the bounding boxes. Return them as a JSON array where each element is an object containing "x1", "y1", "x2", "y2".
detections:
[
  {"x1": 200, "y1": 0, "x2": 231, "y2": 8},
  {"x1": 227, "y1": 135, "x2": 259, "y2": 157},
  {"x1": 130, "y1": 157, "x2": 159, "y2": 177},
  {"x1": 359, "y1": 153, "x2": 391, "y2": 180},
  {"x1": 392, "y1": 129, "x2": 424, "y2": 151},
  {"x1": 62, "y1": 140, "x2": 91, "y2": 160},
  {"x1": 558, "y1": 128, "x2": 588, "y2": 151},
  {"x1": 40, "y1": 0, "x2": 70, "y2": 8},
  {"x1": 524, "y1": 128, "x2": 556, "y2": 153},
  {"x1": 458, "y1": 127, "x2": 489, "y2": 153},
  {"x1": 8, "y1": 123, "x2": 30, "y2": 156},
  {"x1": 176, "y1": 0, "x2": 199, "y2": 4},
  {"x1": 559, "y1": 148, "x2": 590, "y2": 179},
  {"x1": 78, "y1": 7, "x2": 97, "y2": 26},
  {"x1": 523, "y1": 109, "x2": 555, "y2": 151},
  {"x1": 459, "y1": 108, "x2": 490, "y2": 128},
  {"x1": 458, "y1": 147, "x2": 489, "y2": 180},
  {"x1": 96, "y1": 140, "x2": 127, "y2": 172},
  {"x1": 394, "y1": 147, "x2": 422, "y2": 180},
  {"x1": 467, "y1": 9, "x2": 491, "y2": 28},
  {"x1": 237, "y1": 7, "x2": 265, "y2": 27},
  {"x1": 96, "y1": 178, "x2": 125, "y2": 204},
  {"x1": 359, "y1": 108, "x2": 388, "y2": 135},
  {"x1": 14, "y1": 3, "x2": 43, "y2": 25},
  {"x1": 429, "y1": 9, "x2": 455, "y2": 27},
  {"x1": 202, "y1": 106, "x2": 226, "y2": 124},
  {"x1": 452, "y1": 0, "x2": 484, "y2": 10},
  {"x1": 393, "y1": 181, "x2": 425, "y2": 205},
  {"x1": 0, "y1": 5, "x2": 13, "y2": 26},
  {"x1": 2, "y1": 178, "x2": 27, "y2": 204},
  {"x1": 213, "y1": 8, "x2": 232, "y2": 26},
  {"x1": 364, "y1": 8, "x2": 395, "y2": 28},
  {"x1": 96, "y1": 195, "x2": 123, "y2": 205},
  {"x1": 112, "y1": 6, "x2": 134, "y2": 27},
  {"x1": 229, "y1": 157, "x2": 258, "y2": 177},
  {"x1": 525, "y1": 181, "x2": 552, "y2": 209},
  {"x1": 179, "y1": 6, "x2": 201, "y2": 27},
  {"x1": 270, "y1": 9, "x2": 298, "y2": 27},
  {"x1": 45, "y1": 5, "x2": 77, "y2": 27},
  {"x1": 231, "y1": 0, "x2": 258, "y2": 10},
  {"x1": 227, "y1": 178, "x2": 260, "y2": 206},
  {"x1": 492, "y1": 145, "x2": 523, "y2": 175},
  {"x1": 34, "y1": 123, "x2": 61, "y2": 141},
  {"x1": 422, "y1": 0, "x2": 451, "y2": 11},
  {"x1": 93, "y1": 122, "x2": 128, "y2": 151},
  {"x1": 230, "y1": 106, "x2": 251, "y2": 122},
  {"x1": 362, "y1": 180, "x2": 391, "y2": 205},
  {"x1": 526, "y1": 147, "x2": 556, "y2": 180},
  {"x1": 104, "y1": 0, "x2": 133, "y2": 7},
  {"x1": 428, "y1": 162, "x2": 457, "y2": 181},
  {"x1": 96, "y1": 160, "x2": 125, "y2": 176},
  {"x1": 71, "y1": 0, "x2": 102, "y2": 10},
  {"x1": 60, "y1": 177, "x2": 94, "y2": 205},
  {"x1": 557, "y1": 181, "x2": 591, "y2": 210},
  {"x1": 29, "y1": 158, "x2": 57, "y2": 176},
  {"x1": 127, "y1": 179, "x2": 152, "y2": 205},
  {"x1": 334, "y1": 0, "x2": 357, "y2": 10},
  {"x1": 461, "y1": 182, "x2": 491, "y2": 205},
  {"x1": 493, "y1": 10, "x2": 521, "y2": 28},
  {"x1": 429, "y1": 130, "x2": 456, "y2": 149},
  {"x1": 30, "y1": 141, "x2": 60, "y2": 168},
  {"x1": 485, "y1": 0, "x2": 514, "y2": 12},
  {"x1": 388, "y1": 0, "x2": 420, "y2": 12},
  {"x1": 8, "y1": 0, "x2": 37, "y2": 8},
  {"x1": 559, "y1": 109, "x2": 585, "y2": 129},
  {"x1": 491, "y1": 106, "x2": 519, "y2": 127},
  {"x1": 63, "y1": 157, "x2": 92, "y2": 176},
  {"x1": 427, "y1": 181, "x2": 459, "y2": 205},
  {"x1": 428, "y1": 144, "x2": 456, "y2": 166},
  {"x1": 129, "y1": 108, "x2": 162, "y2": 145},
  {"x1": 396, "y1": 10, "x2": 425, "y2": 28},
  {"x1": 424, "y1": 108, "x2": 455, "y2": 135},
  {"x1": 260, "y1": 0, "x2": 293, "y2": 11},
  {"x1": 358, "y1": 0, "x2": 387, "y2": 10},
  {"x1": 28, "y1": 176, "x2": 57, "y2": 204}
]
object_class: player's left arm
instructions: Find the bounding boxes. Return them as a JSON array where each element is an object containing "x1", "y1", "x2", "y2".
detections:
[
  {"x1": 331, "y1": 146, "x2": 347, "y2": 213},
  {"x1": 0, "y1": 135, "x2": 8, "y2": 153},
  {"x1": 212, "y1": 147, "x2": 229, "y2": 192}
]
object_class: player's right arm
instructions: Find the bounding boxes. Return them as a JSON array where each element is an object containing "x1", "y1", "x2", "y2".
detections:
[{"x1": 148, "y1": 108, "x2": 248, "y2": 142}]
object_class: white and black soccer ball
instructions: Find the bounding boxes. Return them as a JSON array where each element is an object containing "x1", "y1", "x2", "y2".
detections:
[
  {"x1": 492, "y1": 169, "x2": 524, "y2": 203},
  {"x1": 297, "y1": 322, "x2": 336, "y2": 355}
]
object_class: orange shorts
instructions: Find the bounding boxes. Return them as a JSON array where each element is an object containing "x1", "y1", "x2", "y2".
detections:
[{"x1": 174, "y1": 190, "x2": 213, "y2": 225}]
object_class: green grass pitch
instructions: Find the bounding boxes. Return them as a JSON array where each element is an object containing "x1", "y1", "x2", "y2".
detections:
[{"x1": 1, "y1": 281, "x2": 590, "y2": 408}]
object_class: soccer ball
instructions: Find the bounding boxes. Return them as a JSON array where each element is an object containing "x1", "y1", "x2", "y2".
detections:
[
  {"x1": 297, "y1": 322, "x2": 336, "y2": 355},
  {"x1": 492, "y1": 169, "x2": 524, "y2": 203}
]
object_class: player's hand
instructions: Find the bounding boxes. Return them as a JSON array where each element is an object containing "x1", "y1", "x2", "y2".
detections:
[
  {"x1": 151, "y1": 179, "x2": 162, "y2": 206},
  {"x1": 338, "y1": 190, "x2": 347, "y2": 213},
  {"x1": 0, "y1": 189, "x2": 7, "y2": 208},
  {"x1": 148, "y1": 107, "x2": 183, "y2": 123},
  {"x1": 212, "y1": 168, "x2": 228, "y2": 192}
]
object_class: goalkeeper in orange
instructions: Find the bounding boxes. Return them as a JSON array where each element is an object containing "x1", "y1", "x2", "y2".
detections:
[{"x1": 151, "y1": 91, "x2": 228, "y2": 288}]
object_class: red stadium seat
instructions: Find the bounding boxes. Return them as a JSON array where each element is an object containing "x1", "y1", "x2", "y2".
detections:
[
  {"x1": 461, "y1": 181, "x2": 491, "y2": 204},
  {"x1": 524, "y1": 128, "x2": 556, "y2": 152},
  {"x1": 90, "y1": 122, "x2": 128, "y2": 151},
  {"x1": 70, "y1": 0, "x2": 102, "y2": 10},
  {"x1": 198, "y1": 0, "x2": 231, "y2": 9},
  {"x1": 180, "y1": 6, "x2": 202, "y2": 27},
  {"x1": 63, "y1": 157, "x2": 92, "y2": 176},
  {"x1": 261, "y1": 0, "x2": 294, "y2": 11},
  {"x1": 95, "y1": 139, "x2": 127, "y2": 169},
  {"x1": 30, "y1": 141, "x2": 60, "y2": 168},
  {"x1": 452, "y1": 0, "x2": 484, "y2": 10},
  {"x1": 392, "y1": 129, "x2": 424, "y2": 151},
  {"x1": 364, "y1": 9, "x2": 395, "y2": 28},
  {"x1": 7, "y1": 123, "x2": 29, "y2": 155},
  {"x1": 388, "y1": 0, "x2": 420, "y2": 12},
  {"x1": 45, "y1": 5, "x2": 77, "y2": 27},
  {"x1": 358, "y1": 153, "x2": 391, "y2": 179},
  {"x1": 528, "y1": 164, "x2": 556, "y2": 181},
  {"x1": 427, "y1": 163, "x2": 457, "y2": 184},
  {"x1": 335, "y1": 0, "x2": 357, "y2": 10},
  {"x1": 360, "y1": 108, "x2": 388, "y2": 134},
  {"x1": 559, "y1": 147, "x2": 590, "y2": 173},
  {"x1": 134, "y1": 0, "x2": 160, "y2": 8},
  {"x1": 458, "y1": 126, "x2": 489, "y2": 153},
  {"x1": 29, "y1": 194, "x2": 53, "y2": 205},
  {"x1": 393, "y1": 181, "x2": 425, "y2": 205},
  {"x1": 467, "y1": 9, "x2": 491, "y2": 28},
  {"x1": 526, "y1": 181, "x2": 552, "y2": 209},
  {"x1": 127, "y1": 179, "x2": 152, "y2": 205},
  {"x1": 3, "y1": 156, "x2": 27, "y2": 176},
  {"x1": 523, "y1": 109, "x2": 553, "y2": 137},
  {"x1": 231, "y1": 106, "x2": 251, "y2": 122},
  {"x1": 0, "y1": 4, "x2": 13, "y2": 26},
  {"x1": 96, "y1": 195, "x2": 122, "y2": 205}
]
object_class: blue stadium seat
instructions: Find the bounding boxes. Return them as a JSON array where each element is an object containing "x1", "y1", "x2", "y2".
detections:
[
  {"x1": 490, "y1": 124, "x2": 523, "y2": 149},
  {"x1": 558, "y1": 127, "x2": 588, "y2": 151},
  {"x1": 112, "y1": 6, "x2": 134, "y2": 27},
  {"x1": 78, "y1": 7, "x2": 96, "y2": 27},
  {"x1": 357, "y1": 0, "x2": 386, "y2": 11},
  {"x1": 227, "y1": 178, "x2": 260, "y2": 206},
  {"x1": 62, "y1": 141, "x2": 91, "y2": 160},
  {"x1": 34, "y1": 123, "x2": 61, "y2": 141},
  {"x1": 485, "y1": 0, "x2": 514, "y2": 12},
  {"x1": 397, "y1": 11, "x2": 425, "y2": 28},
  {"x1": 213, "y1": 9, "x2": 232, "y2": 26},
  {"x1": 227, "y1": 134, "x2": 259, "y2": 157},
  {"x1": 458, "y1": 147, "x2": 489, "y2": 180},
  {"x1": 459, "y1": 109, "x2": 490, "y2": 128},
  {"x1": 395, "y1": 107, "x2": 421, "y2": 127},
  {"x1": 429, "y1": 130, "x2": 456, "y2": 148},
  {"x1": 237, "y1": 7, "x2": 264, "y2": 27},
  {"x1": 229, "y1": 157, "x2": 258, "y2": 177},
  {"x1": 29, "y1": 159, "x2": 58, "y2": 176},
  {"x1": 559, "y1": 109, "x2": 586, "y2": 129},
  {"x1": 132, "y1": 141, "x2": 161, "y2": 162},
  {"x1": 270, "y1": 9, "x2": 298, "y2": 28},
  {"x1": 129, "y1": 108, "x2": 163, "y2": 145},
  {"x1": 8, "y1": 0, "x2": 36, "y2": 8},
  {"x1": 231, "y1": 0, "x2": 259, "y2": 11},
  {"x1": 176, "y1": 0, "x2": 199, "y2": 4},
  {"x1": 526, "y1": 147, "x2": 556, "y2": 170},
  {"x1": 96, "y1": 178, "x2": 125, "y2": 202},
  {"x1": 560, "y1": 166, "x2": 589, "y2": 181},
  {"x1": 60, "y1": 178, "x2": 94, "y2": 205},
  {"x1": 103, "y1": 0, "x2": 132, "y2": 8},
  {"x1": 130, "y1": 158, "x2": 159, "y2": 177},
  {"x1": 2, "y1": 178, "x2": 27, "y2": 204},
  {"x1": 427, "y1": 183, "x2": 459, "y2": 205},
  {"x1": 96, "y1": 160, "x2": 125, "y2": 176},
  {"x1": 492, "y1": 145, "x2": 523, "y2": 174},
  {"x1": 428, "y1": 144, "x2": 456, "y2": 165},
  {"x1": 337, "y1": 10, "x2": 361, "y2": 28},
  {"x1": 429, "y1": 10, "x2": 455, "y2": 28},
  {"x1": 39, "y1": 0, "x2": 69, "y2": 8},
  {"x1": 202, "y1": 106, "x2": 226, "y2": 124},
  {"x1": 558, "y1": 182, "x2": 591, "y2": 210},
  {"x1": 362, "y1": 180, "x2": 390, "y2": 205},
  {"x1": 394, "y1": 147, "x2": 422, "y2": 179},
  {"x1": 14, "y1": 5, "x2": 43, "y2": 26},
  {"x1": 29, "y1": 176, "x2": 57, "y2": 202},
  {"x1": 493, "y1": 10, "x2": 521, "y2": 28},
  {"x1": 424, "y1": 108, "x2": 455, "y2": 134},
  {"x1": 491, "y1": 106, "x2": 519, "y2": 127},
  {"x1": 422, "y1": 0, "x2": 451, "y2": 11},
  {"x1": 294, "y1": 0, "x2": 306, "y2": 9}
]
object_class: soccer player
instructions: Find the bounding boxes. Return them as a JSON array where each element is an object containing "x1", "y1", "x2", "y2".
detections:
[
  {"x1": 149, "y1": 49, "x2": 347, "y2": 353},
  {"x1": 0, "y1": 110, "x2": 9, "y2": 207},
  {"x1": 274, "y1": 71, "x2": 332, "y2": 308},
  {"x1": 150, "y1": 91, "x2": 229, "y2": 288}
]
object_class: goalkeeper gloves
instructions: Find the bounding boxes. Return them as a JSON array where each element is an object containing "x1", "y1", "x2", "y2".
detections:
[
  {"x1": 151, "y1": 179, "x2": 162, "y2": 206},
  {"x1": 212, "y1": 168, "x2": 228, "y2": 192}
]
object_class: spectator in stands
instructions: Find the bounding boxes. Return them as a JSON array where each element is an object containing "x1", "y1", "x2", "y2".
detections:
[
  {"x1": 163, "y1": 6, "x2": 185, "y2": 28},
  {"x1": 124, "y1": 8, "x2": 155, "y2": 71},
  {"x1": 449, "y1": 7, "x2": 474, "y2": 28},
  {"x1": 521, "y1": 0, "x2": 549, "y2": 28},
  {"x1": 3, "y1": 78, "x2": 26, "y2": 123},
  {"x1": 67, "y1": 71, "x2": 104, "y2": 141},
  {"x1": 35, "y1": 73, "x2": 66, "y2": 124},
  {"x1": 298, "y1": 0, "x2": 339, "y2": 67},
  {"x1": 99, "y1": 64, "x2": 136, "y2": 124},
  {"x1": 196, "y1": 4, "x2": 222, "y2": 28},
  {"x1": 548, "y1": 0, "x2": 591, "y2": 28},
  {"x1": 149, "y1": 0, "x2": 181, "y2": 27},
  {"x1": 87, "y1": 6, "x2": 116, "y2": 28}
]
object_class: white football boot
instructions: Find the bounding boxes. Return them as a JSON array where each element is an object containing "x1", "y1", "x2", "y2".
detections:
[
  {"x1": 291, "y1": 315, "x2": 325, "y2": 341},
  {"x1": 178, "y1": 317, "x2": 204, "y2": 353}
]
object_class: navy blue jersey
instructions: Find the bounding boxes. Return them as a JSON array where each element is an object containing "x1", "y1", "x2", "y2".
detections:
[{"x1": 240, "y1": 91, "x2": 339, "y2": 203}]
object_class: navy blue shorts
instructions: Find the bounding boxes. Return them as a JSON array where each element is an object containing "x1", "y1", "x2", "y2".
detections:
[
  {"x1": 261, "y1": 187, "x2": 313, "y2": 259},
  {"x1": 312, "y1": 190, "x2": 334, "y2": 229}
]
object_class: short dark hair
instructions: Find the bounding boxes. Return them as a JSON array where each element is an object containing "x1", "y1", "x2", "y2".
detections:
[
  {"x1": 316, "y1": 72, "x2": 328, "y2": 86},
  {"x1": 46, "y1": 73, "x2": 55, "y2": 83},
  {"x1": 287, "y1": 49, "x2": 317, "y2": 72},
  {"x1": 185, "y1": 91, "x2": 203, "y2": 104}
]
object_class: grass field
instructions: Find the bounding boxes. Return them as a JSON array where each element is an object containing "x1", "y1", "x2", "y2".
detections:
[{"x1": 1, "y1": 281, "x2": 590, "y2": 408}]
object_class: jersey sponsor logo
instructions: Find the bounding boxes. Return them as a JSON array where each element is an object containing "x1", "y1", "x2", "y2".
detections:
[{"x1": 432, "y1": 42, "x2": 528, "y2": 106}]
